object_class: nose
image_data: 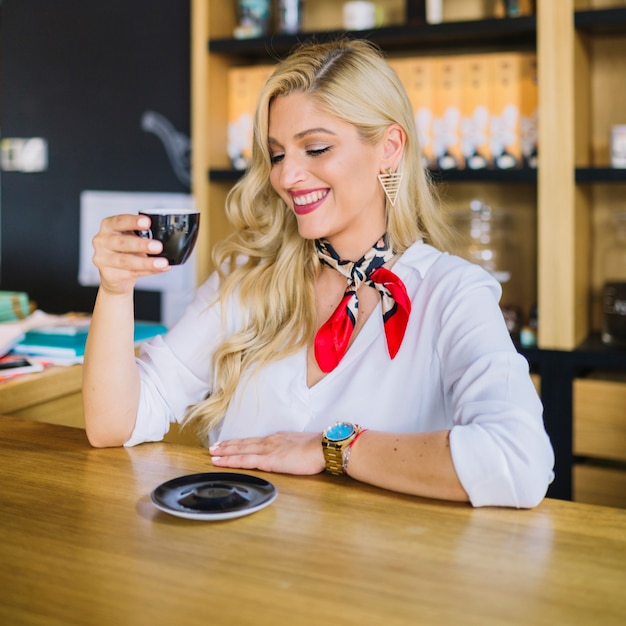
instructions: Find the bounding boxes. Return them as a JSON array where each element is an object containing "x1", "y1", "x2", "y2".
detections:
[{"x1": 277, "y1": 152, "x2": 306, "y2": 189}]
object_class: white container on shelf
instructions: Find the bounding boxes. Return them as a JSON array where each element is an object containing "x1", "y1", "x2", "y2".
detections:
[
  {"x1": 426, "y1": 0, "x2": 443, "y2": 24},
  {"x1": 610, "y1": 125, "x2": 626, "y2": 169}
]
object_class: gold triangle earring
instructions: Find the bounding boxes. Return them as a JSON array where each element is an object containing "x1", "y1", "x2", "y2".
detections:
[{"x1": 378, "y1": 168, "x2": 402, "y2": 207}]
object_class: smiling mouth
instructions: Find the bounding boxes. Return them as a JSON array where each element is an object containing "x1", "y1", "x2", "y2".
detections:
[{"x1": 292, "y1": 189, "x2": 328, "y2": 215}]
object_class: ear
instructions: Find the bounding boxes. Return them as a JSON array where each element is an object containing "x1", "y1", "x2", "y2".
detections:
[{"x1": 380, "y1": 123, "x2": 406, "y2": 171}]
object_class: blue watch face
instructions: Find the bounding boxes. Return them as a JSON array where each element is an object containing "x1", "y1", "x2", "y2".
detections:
[{"x1": 325, "y1": 422, "x2": 355, "y2": 442}]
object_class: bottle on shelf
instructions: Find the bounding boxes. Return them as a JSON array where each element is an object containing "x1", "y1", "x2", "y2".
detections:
[
  {"x1": 275, "y1": 0, "x2": 303, "y2": 34},
  {"x1": 601, "y1": 211, "x2": 626, "y2": 348}
]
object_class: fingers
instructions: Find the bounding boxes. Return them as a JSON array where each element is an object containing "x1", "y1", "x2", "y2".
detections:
[
  {"x1": 209, "y1": 437, "x2": 272, "y2": 462},
  {"x1": 209, "y1": 432, "x2": 325, "y2": 475},
  {"x1": 92, "y1": 214, "x2": 170, "y2": 294},
  {"x1": 94, "y1": 214, "x2": 158, "y2": 258},
  {"x1": 210, "y1": 437, "x2": 276, "y2": 472},
  {"x1": 211, "y1": 451, "x2": 270, "y2": 471}
]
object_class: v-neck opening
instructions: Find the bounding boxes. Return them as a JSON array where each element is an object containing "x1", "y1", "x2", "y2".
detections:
[{"x1": 304, "y1": 299, "x2": 383, "y2": 390}]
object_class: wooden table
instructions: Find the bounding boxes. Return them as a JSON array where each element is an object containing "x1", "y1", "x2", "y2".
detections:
[
  {"x1": 0, "y1": 365, "x2": 83, "y2": 425},
  {"x1": 1, "y1": 417, "x2": 624, "y2": 626}
]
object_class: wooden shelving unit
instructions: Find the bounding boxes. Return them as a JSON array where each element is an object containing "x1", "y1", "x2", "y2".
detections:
[{"x1": 190, "y1": 0, "x2": 626, "y2": 506}]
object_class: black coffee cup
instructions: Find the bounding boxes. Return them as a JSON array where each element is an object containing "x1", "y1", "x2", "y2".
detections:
[{"x1": 136, "y1": 209, "x2": 200, "y2": 265}]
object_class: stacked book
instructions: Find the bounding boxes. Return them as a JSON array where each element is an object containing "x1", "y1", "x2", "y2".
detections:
[
  {"x1": 0, "y1": 291, "x2": 31, "y2": 322},
  {"x1": 0, "y1": 291, "x2": 31, "y2": 356},
  {"x1": 12, "y1": 315, "x2": 167, "y2": 364}
]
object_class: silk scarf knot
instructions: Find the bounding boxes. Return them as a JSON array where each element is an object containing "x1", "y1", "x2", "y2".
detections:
[{"x1": 314, "y1": 235, "x2": 412, "y2": 373}]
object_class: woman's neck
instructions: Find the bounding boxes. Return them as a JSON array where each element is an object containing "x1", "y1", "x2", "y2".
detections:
[{"x1": 322, "y1": 230, "x2": 387, "y2": 262}]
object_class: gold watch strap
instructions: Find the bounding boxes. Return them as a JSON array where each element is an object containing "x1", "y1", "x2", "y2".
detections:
[{"x1": 322, "y1": 442, "x2": 345, "y2": 475}]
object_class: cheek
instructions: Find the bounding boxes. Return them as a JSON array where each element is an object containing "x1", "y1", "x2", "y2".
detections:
[
  {"x1": 269, "y1": 170, "x2": 293, "y2": 207},
  {"x1": 340, "y1": 157, "x2": 378, "y2": 197}
]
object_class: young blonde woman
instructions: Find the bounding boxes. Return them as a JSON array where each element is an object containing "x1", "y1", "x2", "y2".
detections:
[{"x1": 84, "y1": 39, "x2": 554, "y2": 508}]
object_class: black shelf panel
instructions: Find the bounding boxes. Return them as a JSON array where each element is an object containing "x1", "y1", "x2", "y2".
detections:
[
  {"x1": 209, "y1": 169, "x2": 243, "y2": 183},
  {"x1": 519, "y1": 333, "x2": 626, "y2": 372},
  {"x1": 573, "y1": 334, "x2": 626, "y2": 370},
  {"x1": 575, "y1": 8, "x2": 626, "y2": 35},
  {"x1": 209, "y1": 16, "x2": 536, "y2": 57},
  {"x1": 209, "y1": 167, "x2": 538, "y2": 184},
  {"x1": 575, "y1": 167, "x2": 626, "y2": 184},
  {"x1": 430, "y1": 167, "x2": 537, "y2": 183}
]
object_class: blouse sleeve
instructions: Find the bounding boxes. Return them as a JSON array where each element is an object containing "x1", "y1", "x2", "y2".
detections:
[
  {"x1": 124, "y1": 271, "x2": 225, "y2": 447},
  {"x1": 436, "y1": 262, "x2": 555, "y2": 508}
]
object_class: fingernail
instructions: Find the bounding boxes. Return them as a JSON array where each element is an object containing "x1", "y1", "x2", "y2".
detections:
[
  {"x1": 147, "y1": 241, "x2": 162, "y2": 253},
  {"x1": 138, "y1": 217, "x2": 151, "y2": 228},
  {"x1": 211, "y1": 456, "x2": 221, "y2": 462},
  {"x1": 209, "y1": 441, "x2": 221, "y2": 451},
  {"x1": 153, "y1": 258, "x2": 169, "y2": 269}
]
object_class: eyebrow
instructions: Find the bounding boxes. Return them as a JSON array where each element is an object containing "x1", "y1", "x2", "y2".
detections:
[{"x1": 268, "y1": 127, "x2": 338, "y2": 144}]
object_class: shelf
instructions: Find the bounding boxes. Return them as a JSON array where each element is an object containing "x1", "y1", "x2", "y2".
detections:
[
  {"x1": 519, "y1": 334, "x2": 626, "y2": 372},
  {"x1": 575, "y1": 167, "x2": 626, "y2": 184},
  {"x1": 573, "y1": 334, "x2": 626, "y2": 371},
  {"x1": 209, "y1": 16, "x2": 536, "y2": 58},
  {"x1": 209, "y1": 167, "x2": 538, "y2": 184},
  {"x1": 209, "y1": 169, "x2": 243, "y2": 183},
  {"x1": 429, "y1": 168, "x2": 537, "y2": 183},
  {"x1": 575, "y1": 8, "x2": 626, "y2": 35}
]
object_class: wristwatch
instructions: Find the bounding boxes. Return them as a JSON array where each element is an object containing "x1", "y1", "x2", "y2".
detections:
[{"x1": 322, "y1": 422, "x2": 362, "y2": 475}]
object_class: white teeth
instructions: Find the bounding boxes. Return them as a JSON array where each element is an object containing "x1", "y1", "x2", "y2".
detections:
[{"x1": 293, "y1": 190, "x2": 327, "y2": 206}]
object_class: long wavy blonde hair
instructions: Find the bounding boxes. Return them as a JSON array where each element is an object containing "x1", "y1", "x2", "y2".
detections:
[{"x1": 184, "y1": 38, "x2": 450, "y2": 438}]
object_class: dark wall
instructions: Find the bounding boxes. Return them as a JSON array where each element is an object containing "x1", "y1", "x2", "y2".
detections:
[{"x1": 0, "y1": 0, "x2": 190, "y2": 318}]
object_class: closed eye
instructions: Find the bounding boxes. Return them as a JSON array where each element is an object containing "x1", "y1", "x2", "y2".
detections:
[
  {"x1": 307, "y1": 146, "x2": 332, "y2": 157},
  {"x1": 270, "y1": 153, "x2": 284, "y2": 165},
  {"x1": 270, "y1": 145, "x2": 331, "y2": 165}
]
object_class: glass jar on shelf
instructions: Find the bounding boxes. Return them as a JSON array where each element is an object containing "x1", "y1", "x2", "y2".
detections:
[
  {"x1": 234, "y1": 0, "x2": 271, "y2": 39},
  {"x1": 451, "y1": 199, "x2": 524, "y2": 339},
  {"x1": 601, "y1": 211, "x2": 626, "y2": 348}
]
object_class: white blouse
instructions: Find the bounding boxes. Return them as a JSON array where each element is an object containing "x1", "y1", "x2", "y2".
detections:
[{"x1": 127, "y1": 240, "x2": 555, "y2": 508}]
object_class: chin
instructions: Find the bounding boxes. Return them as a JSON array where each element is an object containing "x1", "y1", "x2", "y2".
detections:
[
  {"x1": 295, "y1": 221, "x2": 329, "y2": 242},
  {"x1": 297, "y1": 228, "x2": 323, "y2": 242}
]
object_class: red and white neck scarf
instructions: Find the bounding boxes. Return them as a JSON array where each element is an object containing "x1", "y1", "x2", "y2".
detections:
[{"x1": 314, "y1": 235, "x2": 412, "y2": 373}]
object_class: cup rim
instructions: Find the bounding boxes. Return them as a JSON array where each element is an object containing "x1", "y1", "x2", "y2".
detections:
[{"x1": 138, "y1": 208, "x2": 200, "y2": 215}]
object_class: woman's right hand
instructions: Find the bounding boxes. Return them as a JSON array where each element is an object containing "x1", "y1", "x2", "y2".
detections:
[{"x1": 91, "y1": 214, "x2": 171, "y2": 295}]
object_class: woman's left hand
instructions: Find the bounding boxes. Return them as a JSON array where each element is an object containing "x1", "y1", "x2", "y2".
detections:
[{"x1": 209, "y1": 431, "x2": 325, "y2": 475}]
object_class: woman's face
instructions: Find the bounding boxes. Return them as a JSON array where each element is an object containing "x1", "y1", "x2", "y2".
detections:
[{"x1": 268, "y1": 92, "x2": 387, "y2": 260}]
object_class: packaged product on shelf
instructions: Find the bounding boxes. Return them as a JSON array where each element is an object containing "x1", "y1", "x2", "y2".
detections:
[
  {"x1": 460, "y1": 54, "x2": 492, "y2": 170},
  {"x1": 227, "y1": 65, "x2": 275, "y2": 170},
  {"x1": 520, "y1": 53, "x2": 538, "y2": 168},
  {"x1": 432, "y1": 56, "x2": 464, "y2": 170},
  {"x1": 489, "y1": 52, "x2": 537, "y2": 169},
  {"x1": 390, "y1": 56, "x2": 435, "y2": 169}
]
